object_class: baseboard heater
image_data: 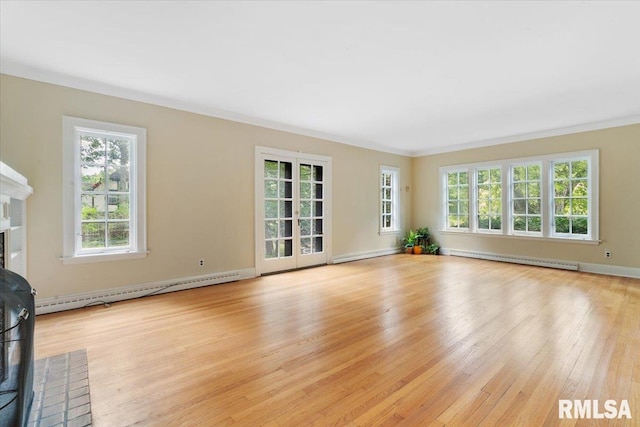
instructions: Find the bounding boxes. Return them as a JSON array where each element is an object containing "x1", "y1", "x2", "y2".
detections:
[
  {"x1": 35, "y1": 268, "x2": 255, "y2": 314},
  {"x1": 448, "y1": 249, "x2": 579, "y2": 271}
]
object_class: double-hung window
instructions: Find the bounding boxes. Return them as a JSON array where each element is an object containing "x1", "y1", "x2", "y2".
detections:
[
  {"x1": 446, "y1": 170, "x2": 469, "y2": 230},
  {"x1": 511, "y1": 163, "x2": 542, "y2": 234},
  {"x1": 380, "y1": 166, "x2": 400, "y2": 233},
  {"x1": 476, "y1": 167, "x2": 502, "y2": 232},
  {"x1": 440, "y1": 150, "x2": 598, "y2": 242},
  {"x1": 63, "y1": 117, "x2": 147, "y2": 263},
  {"x1": 552, "y1": 158, "x2": 590, "y2": 237}
]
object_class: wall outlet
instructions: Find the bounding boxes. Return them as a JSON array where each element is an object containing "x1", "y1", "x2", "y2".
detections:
[
  {"x1": 604, "y1": 249, "x2": 612, "y2": 259},
  {"x1": 199, "y1": 259, "x2": 205, "y2": 267}
]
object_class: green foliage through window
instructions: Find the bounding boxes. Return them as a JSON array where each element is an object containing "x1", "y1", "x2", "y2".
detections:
[
  {"x1": 446, "y1": 171, "x2": 469, "y2": 229},
  {"x1": 476, "y1": 167, "x2": 501, "y2": 231},
  {"x1": 442, "y1": 151, "x2": 596, "y2": 240},
  {"x1": 79, "y1": 133, "x2": 132, "y2": 249},
  {"x1": 511, "y1": 163, "x2": 542, "y2": 234},
  {"x1": 553, "y1": 159, "x2": 589, "y2": 235}
]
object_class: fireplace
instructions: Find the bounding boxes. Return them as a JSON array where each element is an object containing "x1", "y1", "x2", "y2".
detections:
[
  {"x1": 0, "y1": 231, "x2": 5, "y2": 269},
  {"x1": 0, "y1": 268, "x2": 36, "y2": 427}
]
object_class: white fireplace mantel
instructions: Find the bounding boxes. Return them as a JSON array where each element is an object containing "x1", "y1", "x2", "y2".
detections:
[{"x1": 1, "y1": 161, "x2": 33, "y2": 200}]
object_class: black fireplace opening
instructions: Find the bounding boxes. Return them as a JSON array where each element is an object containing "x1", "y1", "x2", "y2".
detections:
[
  {"x1": 0, "y1": 231, "x2": 5, "y2": 269},
  {"x1": 0, "y1": 268, "x2": 36, "y2": 427}
]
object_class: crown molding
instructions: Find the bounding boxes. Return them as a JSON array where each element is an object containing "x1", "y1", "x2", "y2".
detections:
[
  {"x1": 411, "y1": 116, "x2": 640, "y2": 157},
  {"x1": 2, "y1": 65, "x2": 638, "y2": 159},
  {"x1": 0, "y1": 65, "x2": 412, "y2": 157}
]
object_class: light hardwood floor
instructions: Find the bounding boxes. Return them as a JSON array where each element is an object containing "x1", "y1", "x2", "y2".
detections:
[{"x1": 34, "y1": 255, "x2": 640, "y2": 426}]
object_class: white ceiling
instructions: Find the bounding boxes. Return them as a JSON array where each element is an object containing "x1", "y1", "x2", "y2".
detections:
[{"x1": 1, "y1": 1, "x2": 639, "y2": 156}]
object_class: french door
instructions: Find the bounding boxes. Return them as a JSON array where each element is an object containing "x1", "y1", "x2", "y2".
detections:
[{"x1": 255, "y1": 147, "x2": 331, "y2": 275}]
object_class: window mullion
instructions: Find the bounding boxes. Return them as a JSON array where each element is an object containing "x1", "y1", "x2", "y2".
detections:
[
  {"x1": 102, "y1": 142, "x2": 109, "y2": 249},
  {"x1": 587, "y1": 159, "x2": 597, "y2": 239},
  {"x1": 392, "y1": 171, "x2": 399, "y2": 230},
  {"x1": 129, "y1": 140, "x2": 136, "y2": 248},
  {"x1": 501, "y1": 164, "x2": 508, "y2": 236},
  {"x1": 471, "y1": 167, "x2": 477, "y2": 233},
  {"x1": 541, "y1": 160, "x2": 551, "y2": 238},
  {"x1": 74, "y1": 140, "x2": 83, "y2": 255}
]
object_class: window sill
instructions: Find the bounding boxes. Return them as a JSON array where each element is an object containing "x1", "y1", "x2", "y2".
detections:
[
  {"x1": 379, "y1": 229, "x2": 401, "y2": 236},
  {"x1": 61, "y1": 250, "x2": 148, "y2": 265},
  {"x1": 439, "y1": 230, "x2": 601, "y2": 245}
]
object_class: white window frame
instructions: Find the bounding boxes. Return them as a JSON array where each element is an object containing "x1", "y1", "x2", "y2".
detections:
[
  {"x1": 445, "y1": 169, "x2": 470, "y2": 231},
  {"x1": 62, "y1": 116, "x2": 147, "y2": 264},
  {"x1": 510, "y1": 161, "x2": 543, "y2": 237},
  {"x1": 474, "y1": 165, "x2": 503, "y2": 233},
  {"x1": 550, "y1": 155, "x2": 593, "y2": 239},
  {"x1": 380, "y1": 165, "x2": 400, "y2": 234},
  {"x1": 440, "y1": 149, "x2": 599, "y2": 243}
]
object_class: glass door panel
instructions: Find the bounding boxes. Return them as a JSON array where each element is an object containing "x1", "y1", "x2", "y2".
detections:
[
  {"x1": 257, "y1": 151, "x2": 329, "y2": 274},
  {"x1": 263, "y1": 159, "x2": 295, "y2": 270},
  {"x1": 297, "y1": 162, "x2": 326, "y2": 268}
]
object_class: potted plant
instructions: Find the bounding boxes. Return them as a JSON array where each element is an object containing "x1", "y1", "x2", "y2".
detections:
[
  {"x1": 403, "y1": 227, "x2": 439, "y2": 255},
  {"x1": 416, "y1": 227, "x2": 430, "y2": 241},
  {"x1": 402, "y1": 229, "x2": 418, "y2": 254},
  {"x1": 415, "y1": 227, "x2": 430, "y2": 253}
]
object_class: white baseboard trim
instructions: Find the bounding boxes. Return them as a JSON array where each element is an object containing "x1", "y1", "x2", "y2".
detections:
[
  {"x1": 443, "y1": 248, "x2": 640, "y2": 279},
  {"x1": 34, "y1": 252, "x2": 638, "y2": 315},
  {"x1": 578, "y1": 262, "x2": 640, "y2": 279},
  {"x1": 446, "y1": 249, "x2": 578, "y2": 270},
  {"x1": 35, "y1": 267, "x2": 256, "y2": 315},
  {"x1": 332, "y1": 247, "x2": 402, "y2": 264}
]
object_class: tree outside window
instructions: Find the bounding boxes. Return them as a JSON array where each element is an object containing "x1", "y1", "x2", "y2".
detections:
[{"x1": 553, "y1": 159, "x2": 589, "y2": 236}]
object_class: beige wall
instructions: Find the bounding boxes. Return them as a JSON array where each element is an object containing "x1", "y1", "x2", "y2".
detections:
[
  {"x1": 0, "y1": 74, "x2": 411, "y2": 298},
  {"x1": 413, "y1": 124, "x2": 640, "y2": 269},
  {"x1": 2, "y1": 73, "x2": 636, "y2": 300}
]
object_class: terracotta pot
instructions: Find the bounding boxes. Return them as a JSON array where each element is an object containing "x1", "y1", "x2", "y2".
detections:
[
  {"x1": 413, "y1": 246, "x2": 422, "y2": 255},
  {"x1": 405, "y1": 247, "x2": 413, "y2": 254}
]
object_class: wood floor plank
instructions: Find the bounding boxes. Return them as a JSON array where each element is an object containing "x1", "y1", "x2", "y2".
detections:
[{"x1": 32, "y1": 255, "x2": 640, "y2": 426}]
